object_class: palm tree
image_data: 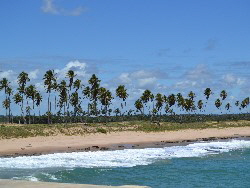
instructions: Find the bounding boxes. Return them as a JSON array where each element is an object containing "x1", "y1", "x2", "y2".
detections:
[
  {"x1": 241, "y1": 97, "x2": 249, "y2": 111},
  {"x1": 88, "y1": 74, "x2": 101, "y2": 116},
  {"x1": 70, "y1": 91, "x2": 81, "y2": 121},
  {"x1": 0, "y1": 78, "x2": 10, "y2": 122},
  {"x1": 35, "y1": 91, "x2": 43, "y2": 119},
  {"x1": 155, "y1": 93, "x2": 164, "y2": 115},
  {"x1": 188, "y1": 91, "x2": 196, "y2": 101},
  {"x1": 204, "y1": 88, "x2": 212, "y2": 100},
  {"x1": 6, "y1": 87, "x2": 13, "y2": 123},
  {"x1": 176, "y1": 93, "x2": 185, "y2": 111},
  {"x1": 99, "y1": 87, "x2": 113, "y2": 121},
  {"x1": 116, "y1": 85, "x2": 129, "y2": 117},
  {"x1": 58, "y1": 80, "x2": 68, "y2": 122},
  {"x1": 2, "y1": 98, "x2": 10, "y2": 123},
  {"x1": 225, "y1": 103, "x2": 231, "y2": 112},
  {"x1": 134, "y1": 99, "x2": 143, "y2": 115},
  {"x1": 197, "y1": 100, "x2": 203, "y2": 111},
  {"x1": 0, "y1": 78, "x2": 9, "y2": 93},
  {"x1": 25, "y1": 85, "x2": 37, "y2": 124},
  {"x1": 17, "y1": 72, "x2": 30, "y2": 124},
  {"x1": 215, "y1": 98, "x2": 222, "y2": 112},
  {"x1": 168, "y1": 94, "x2": 176, "y2": 107},
  {"x1": 83, "y1": 86, "x2": 91, "y2": 116},
  {"x1": 184, "y1": 98, "x2": 195, "y2": 112},
  {"x1": 66, "y1": 70, "x2": 77, "y2": 121},
  {"x1": 141, "y1": 89, "x2": 152, "y2": 114},
  {"x1": 66, "y1": 70, "x2": 77, "y2": 89},
  {"x1": 220, "y1": 90, "x2": 227, "y2": 114},
  {"x1": 220, "y1": 90, "x2": 227, "y2": 100},
  {"x1": 73, "y1": 79, "x2": 82, "y2": 91},
  {"x1": 43, "y1": 70, "x2": 57, "y2": 124},
  {"x1": 13, "y1": 93, "x2": 23, "y2": 123}
]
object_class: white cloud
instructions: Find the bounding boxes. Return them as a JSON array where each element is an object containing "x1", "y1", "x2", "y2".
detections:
[
  {"x1": 222, "y1": 74, "x2": 245, "y2": 86},
  {"x1": 41, "y1": 0, "x2": 86, "y2": 16},
  {"x1": 174, "y1": 64, "x2": 212, "y2": 90},
  {"x1": 174, "y1": 80, "x2": 197, "y2": 89},
  {"x1": 118, "y1": 73, "x2": 131, "y2": 84},
  {"x1": 55, "y1": 60, "x2": 89, "y2": 81},
  {"x1": 137, "y1": 77, "x2": 157, "y2": 89},
  {"x1": 41, "y1": 0, "x2": 58, "y2": 14},
  {"x1": 185, "y1": 64, "x2": 211, "y2": 82},
  {"x1": 29, "y1": 69, "x2": 39, "y2": 79},
  {"x1": 117, "y1": 69, "x2": 167, "y2": 90},
  {"x1": 0, "y1": 70, "x2": 15, "y2": 79}
]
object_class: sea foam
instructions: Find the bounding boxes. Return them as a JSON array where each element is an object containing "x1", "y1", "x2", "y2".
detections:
[{"x1": 0, "y1": 140, "x2": 249, "y2": 169}]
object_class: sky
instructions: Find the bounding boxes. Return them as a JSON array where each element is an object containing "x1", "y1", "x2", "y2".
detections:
[{"x1": 0, "y1": 0, "x2": 250, "y2": 114}]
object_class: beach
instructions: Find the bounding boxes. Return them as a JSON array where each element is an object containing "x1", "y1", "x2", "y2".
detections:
[
  {"x1": 1, "y1": 126, "x2": 250, "y2": 157},
  {"x1": 0, "y1": 179, "x2": 148, "y2": 188}
]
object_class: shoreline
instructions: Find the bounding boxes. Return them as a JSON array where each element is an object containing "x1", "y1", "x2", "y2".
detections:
[
  {"x1": 0, "y1": 179, "x2": 148, "y2": 188},
  {"x1": 1, "y1": 127, "x2": 250, "y2": 157}
]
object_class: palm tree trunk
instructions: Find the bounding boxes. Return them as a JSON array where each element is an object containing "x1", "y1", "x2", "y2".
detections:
[{"x1": 48, "y1": 92, "x2": 50, "y2": 124}]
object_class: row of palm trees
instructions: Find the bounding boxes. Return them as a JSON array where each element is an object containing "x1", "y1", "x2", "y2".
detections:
[{"x1": 0, "y1": 70, "x2": 249, "y2": 124}]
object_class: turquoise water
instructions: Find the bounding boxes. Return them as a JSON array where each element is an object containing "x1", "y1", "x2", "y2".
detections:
[{"x1": 0, "y1": 139, "x2": 250, "y2": 187}]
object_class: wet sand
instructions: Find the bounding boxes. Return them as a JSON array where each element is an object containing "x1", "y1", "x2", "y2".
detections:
[
  {"x1": 0, "y1": 179, "x2": 149, "y2": 188},
  {"x1": 1, "y1": 127, "x2": 250, "y2": 157}
]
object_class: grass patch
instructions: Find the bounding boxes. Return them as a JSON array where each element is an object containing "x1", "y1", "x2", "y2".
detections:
[
  {"x1": 0, "y1": 120, "x2": 250, "y2": 139},
  {"x1": 96, "y1": 127, "x2": 107, "y2": 134}
]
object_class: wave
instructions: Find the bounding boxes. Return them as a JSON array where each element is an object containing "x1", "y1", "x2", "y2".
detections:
[{"x1": 0, "y1": 140, "x2": 250, "y2": 169}]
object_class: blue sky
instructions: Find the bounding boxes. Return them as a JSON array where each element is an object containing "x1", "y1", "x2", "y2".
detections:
[{"x1": 0, "y1": 0, "x2": 250, "y2": 114}]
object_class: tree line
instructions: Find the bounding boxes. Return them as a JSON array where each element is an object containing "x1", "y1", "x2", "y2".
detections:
[{"x1": 0, "y1": 70, "x2": 249, "y2": 124}]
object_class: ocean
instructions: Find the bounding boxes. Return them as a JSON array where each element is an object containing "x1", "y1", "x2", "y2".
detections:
[{"x1": 0, "y1": 139, "x2": 250, "y2": 188}]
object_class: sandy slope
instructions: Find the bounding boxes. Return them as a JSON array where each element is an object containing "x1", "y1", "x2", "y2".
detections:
[{"x1": 0, "y1": 127, "x2": 250, "y2": 157}]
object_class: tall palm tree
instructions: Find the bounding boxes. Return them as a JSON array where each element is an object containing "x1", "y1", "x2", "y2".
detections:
[
  {"x1": 220, "y1": 90, "x2": 227, "y2": 114},
  {"x1": 241, "y1": 97, "x2": 249, "y2": 110},
  {"x1": 66, "y1": 70, "x2": 77, "y2": 121},
  {"x1": 70, "y1": 91, "x2": 81, "y2": 121},
  {"x1": 134, "y1": 99, "x2": 143, "y2": 115},
  {"x1": 88, "y1": 74, "x2": 101, "y2": 116},
  {"x1": 6, "y1": 87, "x2": 13, "y2": 123},
  {"x1": 116, "y1": 85, "x2": 129, "y2": 111},
  {"x1": 0, "y1": 78, "x2": 9, "y2": 93},
  {"x1": 13, "y1": 93, "x2": 23, "y2": 123},
  {"x1": 66, "y1": 70, "x2": 77, "y2": 90},
  {"x1": 43, "y1": 70, "x2": 57, "y2": 124},
  {"x1": 197, "y1": 100, "x2": 203, "y2": 112},
  {"x1": 17, "y1": 72, "x2": 30, "y2": 124},
  {"x1": 58, "y1": 80, "x2": 68, "y2": 122},
  {"x1": 155, "y1": 93, "x2": 164, "y2": 115},
  {"x1": 0, "y1": 78, "x2": 10, "y2": 122},
  {"x1": 204, "y1": 88, "x2": 212, "y2": 100},
  {"x1": 188, "y1": 91, "x2": 196, "y2": 100},
  {"x1": 2, "y1": 98, "x2": 10, "y2": 123},
  {"x1": 35, "y1": 91, "x2": 43, "y2": 119},
  {"x1": 25, "y1": 85, "x2": 37, "y2": 124},
  {"x1": 73, "y1": 79, "x2": 82, "y2": 91},
  {"x1": 168, "y1": 94, "x2": 176, "y2": 107},
  {"x1": 176, "y1": 93, "x2": 185, "y2": 111},
  {"x1": 141, "y1": 89, "x2": 152, "y2": 114},
  {"x1": 183, "y1": 98, "x2": 195, "y2": 112},
  {"x1": 225, "y1": 102, "x2": 231, "y2": 112},
  {"x1": 99, "y1": 87, "x2": 113, "y2": 121},
  {"x1": 220, "y1": 90, "x2": 227, "y2": 100},
  {"x1": 83, "y1": 86, "x2": 91, "y2": 116},
  {"x1": 215, "y1": 98, "x2": 222, "y2": 112}
]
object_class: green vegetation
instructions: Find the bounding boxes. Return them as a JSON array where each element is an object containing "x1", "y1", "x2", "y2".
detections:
[
  {"x1": 0, "y1": 70, "x2": 249, "y2": 125},
  {"x1": 0, "y1": 119, "x2": 250, "y2": 139}
]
